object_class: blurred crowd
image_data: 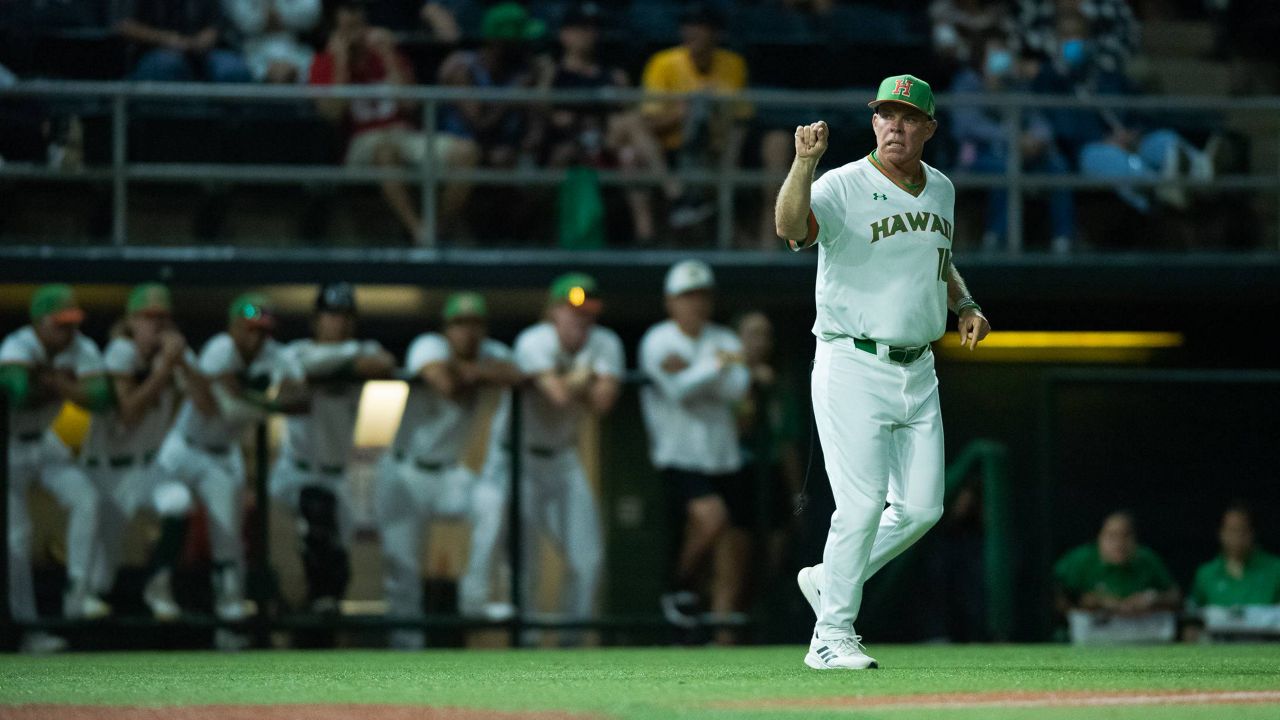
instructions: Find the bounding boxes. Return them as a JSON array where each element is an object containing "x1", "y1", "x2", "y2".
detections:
[
  {"x1": 0, "y1": 0, "x2": 1273, "y2": 250},
  {"x1": 3, "y1": 269, "x2": 804, "y2": 652}
]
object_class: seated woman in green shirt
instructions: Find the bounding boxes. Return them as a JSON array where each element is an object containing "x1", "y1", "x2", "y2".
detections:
[
  {"x1": 1054, "y1": 511, "x2": 1181, "y2": 617},
  {"x1": 1190, "y1": 505, "x2": 1280, "y2": 608}
]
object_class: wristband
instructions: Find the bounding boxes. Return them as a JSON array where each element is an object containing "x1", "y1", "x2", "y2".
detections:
[{"x1": 955, "y1": 296, "x2": 982, "y2": 316}]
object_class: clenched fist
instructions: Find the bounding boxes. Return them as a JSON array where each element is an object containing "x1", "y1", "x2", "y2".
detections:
[{"x1": 794, "y1": 121, "x2": 828, "y2": 161}]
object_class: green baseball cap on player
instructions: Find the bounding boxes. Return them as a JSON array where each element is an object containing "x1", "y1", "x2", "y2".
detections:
[
  {"x1": 126, "y1": 283, "x2": 172, "y2": 317},
  {"x1": 868, "y1": 74, "x2": 936, "y2": 119},
  {"x1": 482, "y1": 2, "x2": 546, "y2": 41},
  {"x1": 30, "y1": 284, "x2": 85, "y2": 325},
  {"x1": 443, "y1": 291, "x2": 488, "y2": 322},
  {"x1": 549, "y1": 272, "x2": 603, "y2": 314},
  {"x1": 228, "y1": 292, "x2": 276, "y2": 329}
]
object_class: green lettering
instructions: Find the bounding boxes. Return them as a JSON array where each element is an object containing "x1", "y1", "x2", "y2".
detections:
[
  {"x1": 930, "y1": 214, "x2": 945, "y2": 234},
  {"x1": 943, "y1": 218, "x2": 953, "y2": 240},
  {"x1": 907, "y1": 211, "x2": 930, "y2": 232},
  {"x1": 870, "y1": 216, "x2": 891, "y2": 243},
  {"x1": 889, "y1": 214, "x2": 907, "y2": 237}
]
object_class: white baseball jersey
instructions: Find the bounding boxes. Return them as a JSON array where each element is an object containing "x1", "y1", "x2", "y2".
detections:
[
  {"x1": 81, "y1": 337, "x2": 195, "y2": 461},
  {"x1": 282, "y1": 338, "x2": 386, "y2": 468},
  {"x1": 1, "y1": 326, "x2": 104, "y2": 437},
  {"x1": 638, "y1": 320, "x2": 750, "y2": 474},
  {"x1": 512, "y1": 322, "x2": 625, "y2": 450},
  {"x1": 171, "y1": 332, "x2": 298, "y2": 449},
  {"x1": 392, "y1": 333, "x2": 513, "y2": 464},
  {"x1": 806, "y1": 155, "x2": 955, "y2": 347}
]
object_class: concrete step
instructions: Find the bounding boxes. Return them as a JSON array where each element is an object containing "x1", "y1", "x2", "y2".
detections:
[{"x1": 1142, "y1": 19, "x2": 1215, "y2": 58}]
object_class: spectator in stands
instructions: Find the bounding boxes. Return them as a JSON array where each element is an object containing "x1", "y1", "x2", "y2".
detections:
[
  {"x1": 438, "y1": 2, "x2": 550, "y2": 170},
  {"x1": 544, "y1": 2, "x2": 680, "y2": 245},
  {"x1": 310, "y1": 0, "x2": 480, "y2": 244},
  {"x1": 930, "y1": 0, "x2": 1013, "y2": 75},
  {"x1": 949, "y1": 34, "x2": 1075, "y2": 253},
  {"x1": 420, "y1": 2, "x2": 462, "y2": 44},
  {"x1": 1032, "y1": 11, "x2": 1217, "y2": 214},
  {"x1": 117, "y1": 0, "x2": 252, "y2": 82},
  {"x1": 1014, "y1": 0, "x2": 1138, "y2": 75},
  {"x1": 224, "y1": 0, "x2": 323, "y2": 83},
  {"x1": 640, "y1": 3, "x2": 792, "y2": 246},
  {"x1": 1054, "y1": 511, "x2": 1180, "y2": 617},
  {"x1": 1189, "y1": 504, "x2": 1280, "y2": 609}
]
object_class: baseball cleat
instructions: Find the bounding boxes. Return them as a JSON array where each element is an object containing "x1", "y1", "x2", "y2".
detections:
[
  {"x1": 64, "y1": 591, "x2": 112, "y2": 620},
  {"x1": 805, "y1": 634, "x2": 879, "y2": 670},
  {"x1": 796, "y1": 565, "x2": 820, "y2": 617},
  {"x1": 143, "y1": 570, "x2": 181, "y2": 621},
  {"x1": 21, "y1": 631, "x2": 68, "y2": 654},
  {"x1": 660, "y1": 591, "x2": 701, "y2": 629}
]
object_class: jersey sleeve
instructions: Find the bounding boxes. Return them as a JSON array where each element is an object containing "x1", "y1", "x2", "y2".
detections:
[
  {"x1": 808, "y1": 169, "x2": 847, "y2": 248},
  {"x1": 405, "y1": 334, "x2": 449, "y2": 375},
  {"x1": 514, "y1": 327, "x2": 555, "y2": 375},
  {"x1": 1141, "y1": 548, "x2": 1176, "y2": 592},
  {"x1": 0, "y1": 331, "x2": 37, "y2": 365},
  {"x1": 73, "y1": 336, "x2": 106, "y2": 376},
  {"x1": 103, "y1": 338, "x2": 138, "y2": 376},
  {"x1": 1188, "y1": 562, "x2": 1212, "y2": 608},
  {"x1": 481, "y1": 339, "x2": 514, "y2": 363},
  {"x1": 198, "y1": 335, "x2": 239, "y2": 377},
  {"x1": 714, "y1": 329, "x2": 750, "y2": 403},
  {"x1": 592, "y1": 329, "x2": 625, "y2": 378},
  {"x1": 1052, "y1": 546, "x2": 1086, "y2": 596}
]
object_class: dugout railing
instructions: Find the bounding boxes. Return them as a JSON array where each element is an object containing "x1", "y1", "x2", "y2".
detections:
[{"x1": 2, "y1": 81, "x2": 1280, "y2": 252}]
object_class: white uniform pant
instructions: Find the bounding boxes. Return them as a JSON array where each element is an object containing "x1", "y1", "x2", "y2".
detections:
[
  {"x1": 811, "y1": 338, "x2": 945, "y2": 641},
  {"x1": 494, "y1": 448, "x2": 602, "y2": 620},
  {"x1": 155, "y1": 433, "x2": 246, "y2": 579},
  {"x1": 268, "y1": 453, "x2": 355, "y2": 546},
  {"x1": 374, "y1": 454, "x2": 504, "y2": 620},
  {"x1": 7, "y1": 431, "x2": 100, "y2": 622},
  {"x1": 88, "y1": 460, "x2": 194, "y2": 595}
]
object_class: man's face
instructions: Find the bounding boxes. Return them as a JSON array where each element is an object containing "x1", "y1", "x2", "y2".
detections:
[
  {"x1": 1097, "y1": 514, "x2": 1137, "y2": 565},
  {"x1": 871, "y1": 103, "x2": 936, "y2": 166},
  {"x1": 445, "y1": 317, "x2": 486, "y2": 360},
  {"x1": 129, "y1": 313, "x2": 170, "y2": 356},
  {"x1": 666, "y1": 289, "x2": 713, "y2": 331},
  {"x1": 559, "y1": 24, "x2": 598, "y2": 56},
  {"x1": 737, "y1": 312, "x2": 773, "y2": 362},
  {"x1": 680, "y1": 22, "x2": 717, "y2": 54},
  {"x1": 230, "y1": 319, "x2": 269, "y2": 359},
  {"x1": 36, "y1": 316, "x2": 77, "y2": 355},
  {"x1": 1220, "y1": 510, "x2": 1254, "y2": 559},
  {"x1": 314, "y1": 311, "x2": 355, "y2": 344},
  {"x1": 550, "y1": 304, "x2": 596, "y2": 354}
]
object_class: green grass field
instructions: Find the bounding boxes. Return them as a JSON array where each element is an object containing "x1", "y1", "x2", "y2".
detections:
[{"x1": 3, "y1": 644, "x2": 1280, "y2": 719}]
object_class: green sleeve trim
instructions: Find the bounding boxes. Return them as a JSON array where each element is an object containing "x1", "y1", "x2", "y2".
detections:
[
  {"x1": 80, "y1": 375, "x2": 116, "y2": 412},
  {"x1": 0, "y1": 364, "x2": 32, "y2": 408}
]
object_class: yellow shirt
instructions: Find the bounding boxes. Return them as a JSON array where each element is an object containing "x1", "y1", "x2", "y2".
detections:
[{"x1": 641, "y1": 46, "x2": 750, "y2": 150}]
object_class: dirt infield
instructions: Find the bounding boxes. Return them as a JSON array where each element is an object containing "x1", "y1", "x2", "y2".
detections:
[
  {"x1": 0, "y1": 706, "x2": 602, "y2": 720},
  {"x1": 719, "y1": 689, "x2": 1280, "y2": 711}
]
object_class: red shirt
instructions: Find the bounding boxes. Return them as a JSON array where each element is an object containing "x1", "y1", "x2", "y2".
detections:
[{"x1": 309, "y1": 49, "x2": 416, "y2": 138}]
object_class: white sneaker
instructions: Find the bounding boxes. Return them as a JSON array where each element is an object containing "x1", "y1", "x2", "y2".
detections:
[
  {"x1": 805, "y1": 634, "x2": 879, "y2": 670},
  {"x1": 21, "y1": 631, "x2": 68, "y2": 654},
  {"x1": 143, "y1": 571, "x2": 180, "y2": 621},
  {"x1": 64, "y1": 591, "x2": 112, "y2": 620},
  {"x1": 796, "y1": 565, "x2": 821, "y2": 617}
]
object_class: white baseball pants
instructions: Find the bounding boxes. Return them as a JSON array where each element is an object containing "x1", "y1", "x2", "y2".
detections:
[{"x1": 88, "y1": 461, "x2": 193, "y2": 595}]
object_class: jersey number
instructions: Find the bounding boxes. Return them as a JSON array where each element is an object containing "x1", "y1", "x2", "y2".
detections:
[{"x1": 936, "y1": 248, "x2": 952, "y2": 282}]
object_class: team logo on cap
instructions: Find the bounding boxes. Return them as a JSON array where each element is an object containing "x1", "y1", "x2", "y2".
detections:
[{"x1": 893, "y1": 78, "x2": 913, "y2": 97}]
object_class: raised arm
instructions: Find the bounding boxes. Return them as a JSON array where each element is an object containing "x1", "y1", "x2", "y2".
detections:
[{"x1": 775, "y1": 121, "x2": 828, "y2": 247}]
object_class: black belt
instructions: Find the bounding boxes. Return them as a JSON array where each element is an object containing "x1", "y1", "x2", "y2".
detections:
[
  {"x1": 853, "y1": 337, "x2": 930, "y2": 365},
  {"x1": 502, "y1": 444, "x2": 559, "y2": 459},
  {"x1": 16, "y1": 431, "x2": 43, "y2": 443},
  {"x1": 86, "y1": 451, "x2": 157, "y2": 469},
  {"x1": 293, "y1": 459, "x2": 345, "y2": 475},
  {"x1": 393, "y1": 451, "x2": 446, "y2": 473},
  {"x1": 185, "y1": 436, "x2": 229, "y2": 455}
]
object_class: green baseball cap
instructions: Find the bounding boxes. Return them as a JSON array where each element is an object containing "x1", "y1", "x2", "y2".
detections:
[
  {"x1": 30, "y1": 284, "x2": 85, "y2": 325},
  {"x1": 126, "y1": 283, "x2": 172, "y2": 316},
  {"x1": 868, "y1": 74, "x2": 935, "y2": 119},
  {"x1": 443, "y1": 291, "x2": 488, "y2": 322},
  {"x1": 549, "y1": 272, "x2": 603, "y2": 313},
  {"x1": 482, "y1": 2, "x2": 545, "y2": 41},
  {"x1": 228, "y1": 292, "x2": 276, "y2": 329}
]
